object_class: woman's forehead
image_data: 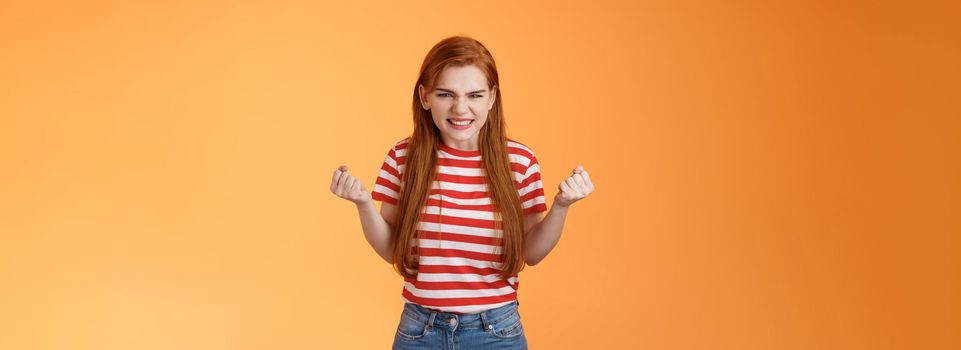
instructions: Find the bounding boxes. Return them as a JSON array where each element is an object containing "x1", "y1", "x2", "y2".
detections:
[{"x1": 432, "y1": 65, "x2": 489, "y2": 91}]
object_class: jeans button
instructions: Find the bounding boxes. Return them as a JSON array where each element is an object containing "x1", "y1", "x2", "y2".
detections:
[{"x1": 449, "y1": 318, "x2": 457, "y2": 327}]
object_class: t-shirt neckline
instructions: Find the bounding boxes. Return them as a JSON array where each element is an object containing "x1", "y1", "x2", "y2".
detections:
[{"x1": 438, "y1": 140, "x2": 481, "y2": 157}]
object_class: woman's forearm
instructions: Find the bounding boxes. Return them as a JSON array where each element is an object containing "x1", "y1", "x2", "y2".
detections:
[
  {"x1": 524, "y1": 203, "x2": 570, "y2": 266},
  {"x1": 355, "y1": 201, "x2": 394, "y2": 263}
]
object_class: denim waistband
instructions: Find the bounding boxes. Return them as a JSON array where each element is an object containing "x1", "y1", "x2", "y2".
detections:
[{"x1": 401, "y1": 301, "x2": 520, "y2": 332}]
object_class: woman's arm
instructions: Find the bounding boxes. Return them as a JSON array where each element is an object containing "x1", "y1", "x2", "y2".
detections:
[
  {"x1": 523, "y1": 165, "x2": 594, "y2": 266},
  {"x1": 523, "y1": 206, "x2": 567, "y2": 266},
  {"x1": 355, "y1": 200, "x2": 396, "y2": 264},
  {"x1": 330, "y1": 165, "x2": 396, "y2": 264}
]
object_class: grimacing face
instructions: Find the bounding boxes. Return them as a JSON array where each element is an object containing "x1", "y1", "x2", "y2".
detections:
[{"x1": 418, "y1": 64, "x2": 497, "y2": 151}]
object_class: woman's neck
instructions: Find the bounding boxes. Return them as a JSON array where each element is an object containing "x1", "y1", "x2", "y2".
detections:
[{"x1": 440, "y1": 136, "x2": 479, "y2": 151}]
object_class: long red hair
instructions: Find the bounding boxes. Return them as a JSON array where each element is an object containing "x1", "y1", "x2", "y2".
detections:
[{"x1": 391, "y1": 36, "x2": 526, "y2": 280}]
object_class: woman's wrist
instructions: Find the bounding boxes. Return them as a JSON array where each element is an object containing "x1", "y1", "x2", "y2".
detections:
[
  {"x1": 354, "y1": 199, "x2": 375, "y2": 211},
  {"x1": 551, "y1": 201, "x2": 571, "y2": 212}
]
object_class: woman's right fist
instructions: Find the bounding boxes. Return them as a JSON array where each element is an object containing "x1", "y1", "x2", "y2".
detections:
[{"x1": 330, "y1": 165, "x2": 372, "y2": 205}]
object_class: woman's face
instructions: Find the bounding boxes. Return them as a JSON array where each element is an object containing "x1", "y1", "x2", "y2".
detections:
[{"x1": 418, "y1": 64, "x2": 496, "y2": 150}]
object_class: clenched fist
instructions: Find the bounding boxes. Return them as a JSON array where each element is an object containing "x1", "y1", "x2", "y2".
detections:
[
  {"x1": 554, "y1": 165, "x2": 595, "y2": 208},
  {"x1": 330, "y1": 165, "x2": 372, "y2": 205}
]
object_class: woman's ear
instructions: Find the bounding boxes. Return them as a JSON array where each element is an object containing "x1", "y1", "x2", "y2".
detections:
[
  {"x1": 488, "y1": 85, "x2": 497, "y2": 110},
  {"x1": 418, "y1": 84, "x2": 430, "y2": 110}
]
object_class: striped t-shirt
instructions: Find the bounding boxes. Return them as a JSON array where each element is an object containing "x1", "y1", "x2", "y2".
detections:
[{"x1": 370, "y1": 137, "x2": 548, "y2": 314}]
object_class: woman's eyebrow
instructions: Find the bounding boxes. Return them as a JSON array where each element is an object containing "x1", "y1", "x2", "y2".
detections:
[{"x1": 435, "y1": 88, "x2": 487, "y2": 94}]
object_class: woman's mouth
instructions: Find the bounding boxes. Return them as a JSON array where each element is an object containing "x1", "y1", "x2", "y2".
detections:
[{"x1": 447, "y1": 118, "x2": 474, "y2": 130}]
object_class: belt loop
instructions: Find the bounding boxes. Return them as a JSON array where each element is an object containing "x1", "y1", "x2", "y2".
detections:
[
  {"x1": 426, "y1": 310, "x2": 437, "y2": 331},
  {"x1": 479, "y1": 308, "x2": 493, "y2": 331}
]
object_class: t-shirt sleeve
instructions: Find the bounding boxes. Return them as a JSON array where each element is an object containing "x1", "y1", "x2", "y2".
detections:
[
  {"x1": 371, "y1": 144, "x2": 404, "y2": 205},
  {"x1": 518, "y1": 153, "x2": 548, "y2": 215}
]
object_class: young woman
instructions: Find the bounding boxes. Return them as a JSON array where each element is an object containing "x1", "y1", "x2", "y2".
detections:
[{"x1": 329, "y1": 36, "x2": 594, "y2": 349}]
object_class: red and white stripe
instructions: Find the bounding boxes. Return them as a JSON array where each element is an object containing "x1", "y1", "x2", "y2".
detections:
[{"x1": 371, "y1": 138, "x2": 547, "y2": 314}]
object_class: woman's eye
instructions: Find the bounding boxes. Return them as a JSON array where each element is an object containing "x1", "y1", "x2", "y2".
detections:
[{"x1": 435, "y1": 93, "x2": 483, "y2": 98}]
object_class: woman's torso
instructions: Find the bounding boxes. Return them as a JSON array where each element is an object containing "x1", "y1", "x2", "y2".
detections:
[{"x1": 372, "y1": 138, "x2": 547, "y2": 314}]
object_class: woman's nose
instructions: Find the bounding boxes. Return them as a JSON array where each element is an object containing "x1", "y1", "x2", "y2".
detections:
[{"x1": 452, "y1": 97, "x2": 469, "y2": 114}]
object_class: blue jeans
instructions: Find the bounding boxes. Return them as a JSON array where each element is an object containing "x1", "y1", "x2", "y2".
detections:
[{"x1": 391, "y1": 301, "x2": 528, "y2": 349}]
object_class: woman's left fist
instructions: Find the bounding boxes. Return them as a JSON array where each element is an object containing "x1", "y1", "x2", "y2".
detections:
[{"x1": 555, "y1": 165, "x2": 595, "y2": 208}]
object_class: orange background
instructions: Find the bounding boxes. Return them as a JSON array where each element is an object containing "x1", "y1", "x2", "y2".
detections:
[{"x1": 1, "y1": 0, "x2": 959, "y2": 349}]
